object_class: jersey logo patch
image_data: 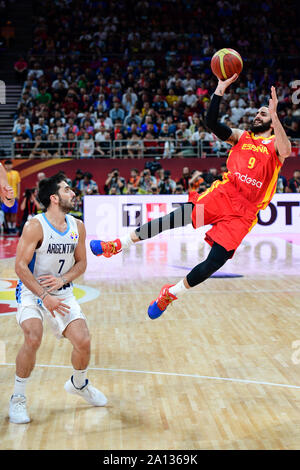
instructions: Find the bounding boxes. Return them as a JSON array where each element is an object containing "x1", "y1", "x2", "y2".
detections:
[
  {"x1": 262, "y1": 140, "x2": 271, "y2": 144},
  {"x1": 70, "y1": 231, "x2": 79, "y2": 241}
]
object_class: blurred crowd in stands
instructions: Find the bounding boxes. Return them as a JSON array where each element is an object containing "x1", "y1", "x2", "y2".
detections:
[{"x1": 10, "y1": 0, "x2": 300, "y2": 161}]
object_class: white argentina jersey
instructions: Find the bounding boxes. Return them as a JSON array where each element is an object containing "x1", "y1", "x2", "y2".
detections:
[{"x1": 16, "y1": 213, "x2": 79, "y2": 305}]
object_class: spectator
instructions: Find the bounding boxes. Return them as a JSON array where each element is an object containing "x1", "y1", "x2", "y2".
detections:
[
  {"x1": 162, "y1": 137, "x2": 176, "y2": 159},
  {"x1": 175, "y1": 130, "x2": 194, "y2": 158},
  {"x1": 204, "y1": 168, "x2": 219, "y2": 185},
  {"x1": 122, "y1": 88, "x2": 138, "y2": 113},
  {"x1": 61, "y1": 132, "x2": 78, "y2": 157},
  {"x1": 27, "y1": 62, "x2": 44, "y2": 80},
  {"x1": 276, "y1": 170, "x2": 288, "y2": 193},
  {"x1": 14, "y1": 134, "x2": 30, "y2": 158},
  {"x1": 43, "y1": 132, "x2": 60, "y2": 157},
  {"x1": 182, "y1": 72, "x2": 196, "y2": 92},
  {"x1": 244, "y1": 101, "x2": 258, "y2": 118},
  {"x1": 19, "y1": 188, "x2": 41, "y2": 235},
  {"x1": 138, "y1": 168, "x2": 157, "y2": 194},
  {"x1": 177, "y1": 167, "x2": 191, "y2": 192},
  {"x1": 78, "y1": 172, "x2": 99, "y2": 195},
  {"x1": 165, "y1": 88, "x2": 179, "y2": 107},
  {"x1": 109, "y1": 100, "x2": 125, "y2": 123},
  {"x1": 127, "y1": 168, "x2": 140, "y2": 190},
  {"x1": 287, "y1": 170, "x2": 300, "y2": 193},
  {"x1": 188, "y1": 170, "x2": 205, "y2": 192},
  {"x1": 33, "y1": 117, "x2": 49, "y2": 136},
  {"x1": 79, "y1": 132, "x2": 95, "y2": 158},
  {"x1": 127, "y1": 133, "x2": 143, "y2": 159},
  {"x1": 182, "y1": 87, "x2": 198, "y2": 108},
  {"x1": 13, "y1": 115, "x2": 31, "y2": 134},
  {"x1": 51, "y1": 74, "x2": 68, "y2": 90},
  {"x1": 286, "y1": 121, "x2": 300, "y2": 139},
  {"x1": 16, "y1": 124, "x2": 32, "y2": 141},
  {"x1": 113, "y1": 132, "x2": 128, "y2": 158},
  {"x1": 36, "y1": 88, "x2": 52, "y2": 105},
  {"x1": 14, "y1": 57, "x2": 28, "y2": 81},
  {"x1": 94, "y1": 131, "x2": 112, "y2": 157},
  {"x1": 94, "y1": 112, "x2": 112, "y2": 131},
  {"x1": 55, "y1": 119, "x2": 66, "y2": 140},
  {"x1": 35, "y1": 171, "x2": 46, "y2": 188},
  {"x1": 29, "y1": 135, "x2": 45, "y2": 158},
  {"x1": 72, "y1": 169, "x2": 84, "y2": 189},
  {"x1": 104, "y1": 169, "x2": 125, "y2": 195},
  {"x1": 143, "y1": 131, "x2": 159, "y2": 157},
  {"x1": 158, "y1": 170, "x2": 176, "y2": 194},
  {"x1": 175, "y1": 184, "x2": 184, "y2": 194}
]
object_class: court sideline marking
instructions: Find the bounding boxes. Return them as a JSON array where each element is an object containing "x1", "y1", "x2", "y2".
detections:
[{"x1": 1, "y1": 362, "x2": 300, "y2": 390}]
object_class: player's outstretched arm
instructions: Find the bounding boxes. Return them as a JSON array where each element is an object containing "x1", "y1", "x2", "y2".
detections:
[
  {"x1": 205, "y1": 73, "x2": 243, "y2": 146},
  {"x1": 269, "y1": 86, "x2": 291, "y2": 161}
]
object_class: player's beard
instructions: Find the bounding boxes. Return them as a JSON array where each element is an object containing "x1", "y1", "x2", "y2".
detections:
[
  {"x1": 250, "y1": 118, "x2": 272, "y2": 134},
  {"x1": 58, "y1": 194, "x2": 75, "y2": 213}
]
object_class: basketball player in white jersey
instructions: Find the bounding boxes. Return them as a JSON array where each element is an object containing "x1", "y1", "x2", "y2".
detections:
[{"x1": 9, "y1": 173, "x2": 107, "y2": 424}]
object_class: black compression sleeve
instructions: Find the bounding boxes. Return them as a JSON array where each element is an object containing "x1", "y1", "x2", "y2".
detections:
[
  {"x1": 135, "y1": 203, "x2": 194, "y2": 240},
  {"x1": 186, "y1": 242, "x2": 234, "y2": 287},
  {"x1": 205, "y1": 94, "x2": 232, "y2": 141}
]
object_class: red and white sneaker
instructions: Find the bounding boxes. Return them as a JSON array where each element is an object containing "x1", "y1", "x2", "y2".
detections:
[
  {"x1": 148, "y1": 284, "x2": 177, "y2": 319},
  {"x1": 90, "y1": 239, "x2": 122, "y2": 258}
]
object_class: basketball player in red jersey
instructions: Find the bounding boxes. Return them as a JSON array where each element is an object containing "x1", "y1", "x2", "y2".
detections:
[{"x1": 90, "y1": 74, "x2": 291, "y2": 319}]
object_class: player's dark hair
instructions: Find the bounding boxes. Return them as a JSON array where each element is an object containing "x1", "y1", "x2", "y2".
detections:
[{"x1": 38, "y1": 172, "x2": 67, "y2": 210}]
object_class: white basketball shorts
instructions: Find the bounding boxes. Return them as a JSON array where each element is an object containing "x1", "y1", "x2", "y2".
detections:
[{"x1": 16, "y1": 292, "x2": 87, "y2": 339}]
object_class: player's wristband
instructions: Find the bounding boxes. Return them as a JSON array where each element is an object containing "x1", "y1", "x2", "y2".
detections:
[{"x1": 60, "y1": 276, "x2": 68, "y2": 286}]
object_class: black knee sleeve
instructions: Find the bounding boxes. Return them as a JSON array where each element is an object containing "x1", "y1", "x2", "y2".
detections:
[
  {"x1": 186, "y1": 242, "x2": 234, "y2": 287},
  {"x1": 136, "y1": 203, "x2": 194, "y2": 240}
]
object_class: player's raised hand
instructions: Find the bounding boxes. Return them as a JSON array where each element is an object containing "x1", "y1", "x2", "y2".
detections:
[
  {"x1": 215, "y1": 73, "x2": 239, "y2": 96},
  {"x1": 269, "y1": 86, "x2": 278, "y2": 116}
]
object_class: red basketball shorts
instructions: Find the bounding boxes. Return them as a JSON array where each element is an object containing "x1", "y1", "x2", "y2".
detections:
[{"x1": 188, "y1": 182, "x2": 258, "y2": 254}]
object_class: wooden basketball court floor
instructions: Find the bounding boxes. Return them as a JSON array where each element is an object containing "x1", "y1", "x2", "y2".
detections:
[{"x1": 0, "y1": 231, "x2": 300, "y2": 450}]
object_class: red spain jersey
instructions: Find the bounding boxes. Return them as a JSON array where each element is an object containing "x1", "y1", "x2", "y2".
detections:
[
  {"x1": 188, "y1": 130, "x2": 283, "y2": 253},
  {"x1": 225, "y1": 131, "x2": 282, "y2": 210}
]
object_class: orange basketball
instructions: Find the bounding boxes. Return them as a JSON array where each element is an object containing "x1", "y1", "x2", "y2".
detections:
[{"x1": 211, "y1": 48, "x2": 243, "y2": 80}]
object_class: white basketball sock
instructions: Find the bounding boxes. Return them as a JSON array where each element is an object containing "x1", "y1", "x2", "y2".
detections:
[
  {"x1": 120, "y1": 233, "x2": 135, "y2": 251},
  {"x1": 72, "y1": 368, "x2": 88, "y2": 389},
  {"x1": 14, "y1": 375, "x2": 29, "y2": 397},
  {"x1": 169, "y1": 279, "x2": 190, "y2": 297}
]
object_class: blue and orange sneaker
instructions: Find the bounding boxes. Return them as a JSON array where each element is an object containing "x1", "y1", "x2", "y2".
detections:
[
  {"x1": 148, "y1": 284, "x2": 177, "y2": 320},
  {"x1": 90, "y1": 239, "x2": 122, "y2": 258}
]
